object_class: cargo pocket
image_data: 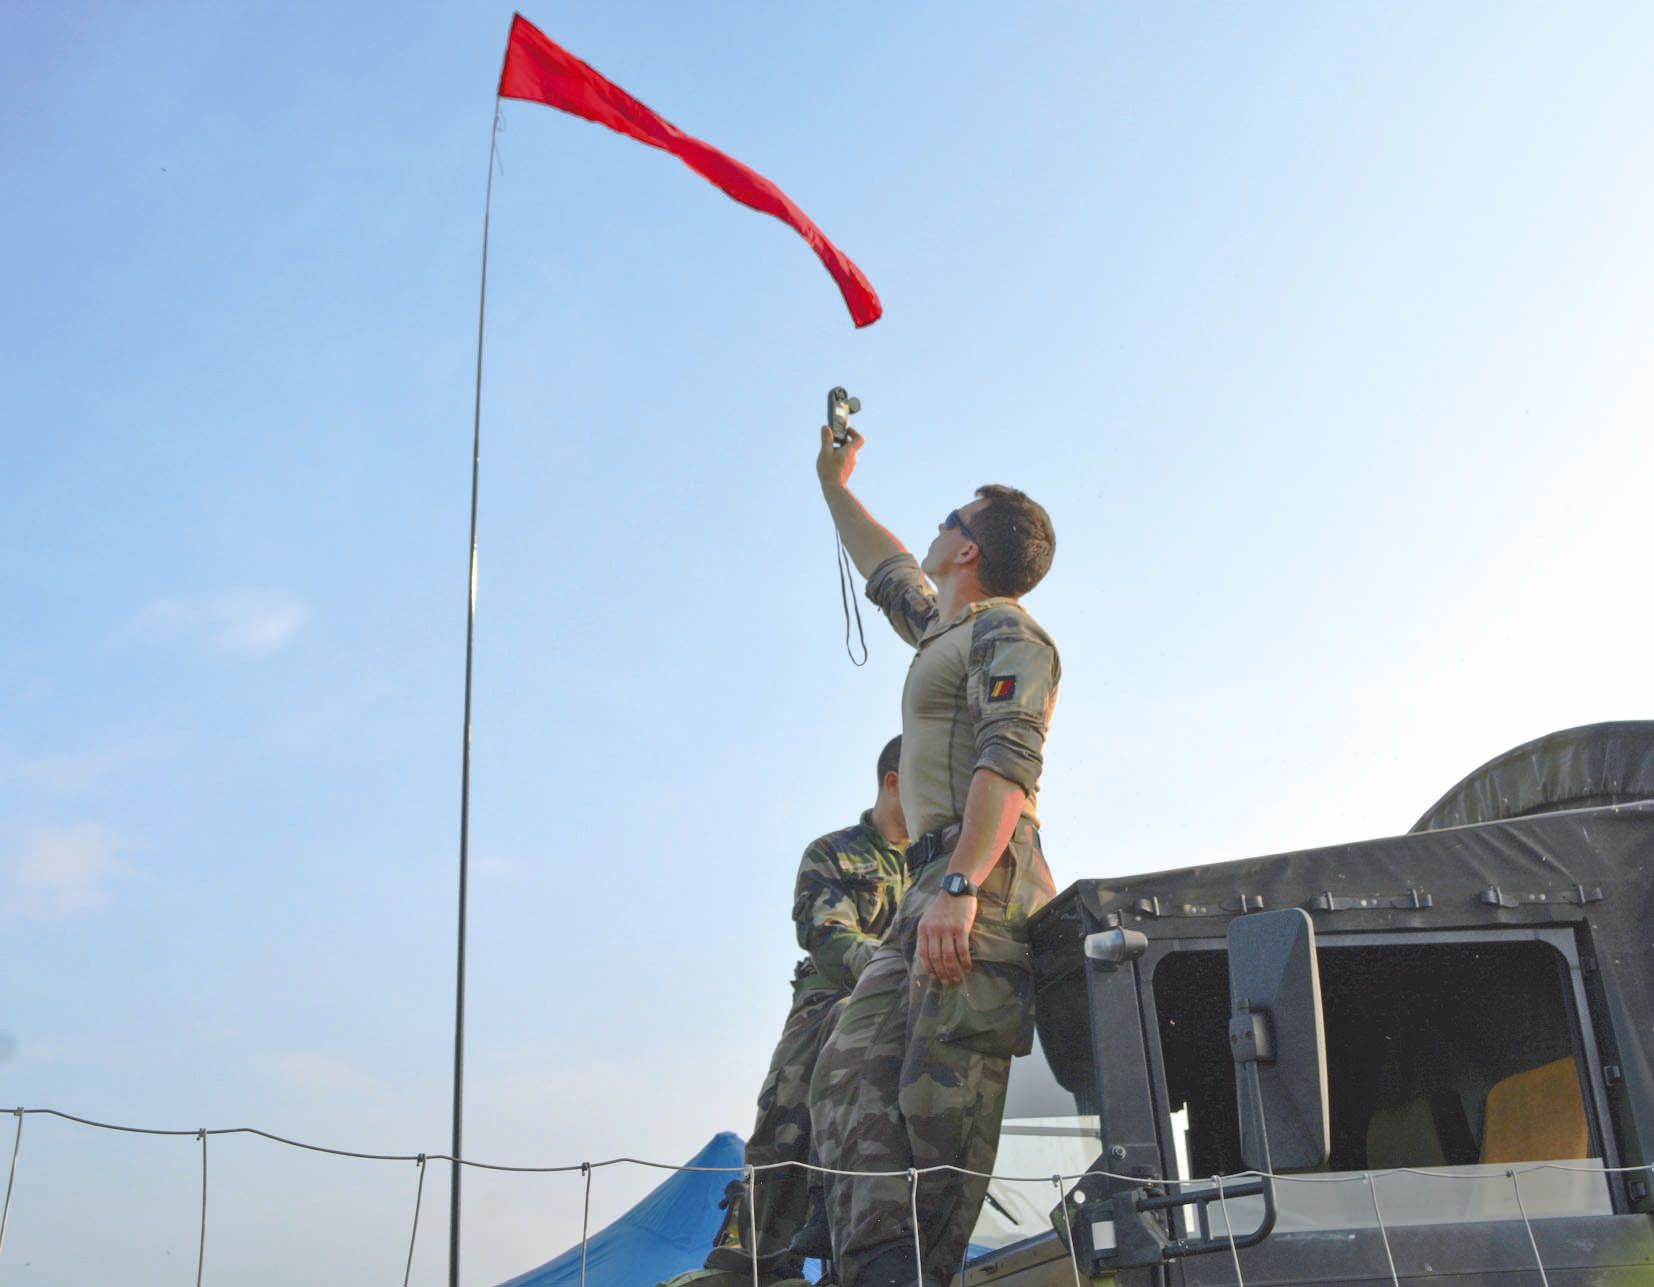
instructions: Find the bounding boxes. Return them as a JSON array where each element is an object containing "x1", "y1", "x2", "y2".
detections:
[{"x1": 933, "y1": 929, "x2": 1035, "y2": 1058}]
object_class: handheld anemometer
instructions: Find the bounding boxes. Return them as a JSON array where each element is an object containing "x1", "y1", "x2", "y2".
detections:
[{"x1": 827, "y1": 386, "x2": 861, "y2": 447}]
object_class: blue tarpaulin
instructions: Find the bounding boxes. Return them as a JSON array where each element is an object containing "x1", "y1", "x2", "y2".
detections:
[{"x1": 498, "y1": 1132, "x2": 746, "y2": 1287}]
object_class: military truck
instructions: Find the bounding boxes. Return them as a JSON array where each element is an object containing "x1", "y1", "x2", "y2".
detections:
[{"x1": 964, "y1": 720, "x2": 1654, "y2": 1286}]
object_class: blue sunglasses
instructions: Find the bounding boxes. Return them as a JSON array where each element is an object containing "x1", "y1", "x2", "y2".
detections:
[{"x1": 944, "y1": 509, "x2": 988, "y2": 562}]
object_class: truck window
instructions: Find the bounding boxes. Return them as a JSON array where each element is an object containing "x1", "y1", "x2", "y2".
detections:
[
  {"x1": 1151, "y1": 935, "x2": 1611, "y2": 1229},
  {"x1": 966, "y1": 1030, "x2": 1103, "y2": 1255}
]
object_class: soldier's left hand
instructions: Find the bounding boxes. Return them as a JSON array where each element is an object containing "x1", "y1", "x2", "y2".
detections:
[{"x1": 918, "y1": 893, "x2": 977, "y2": 984}]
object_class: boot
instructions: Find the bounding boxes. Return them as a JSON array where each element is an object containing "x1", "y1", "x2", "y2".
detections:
[
  {"x1": 787, "y1": 1199, "x2": 833, "y2": 1262},
  {"x1": 857, "y1": 1243, "x2": 921, "y2": 1287},
  {"x1": 704, "y1": 1246, "x2": 806, "y2": 1283}
]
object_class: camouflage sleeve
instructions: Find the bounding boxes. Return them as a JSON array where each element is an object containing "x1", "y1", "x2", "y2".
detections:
[
  {"x1": 792, "y1": 841, "x2": 883, "y2": 991},
  {"x1": 966, "y1": 608, "x2": 1061, "y2": 796},
  {"x1": 865, "y1": 553, "x2": 939, "y2": 648}
]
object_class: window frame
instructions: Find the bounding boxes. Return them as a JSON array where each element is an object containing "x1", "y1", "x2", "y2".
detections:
[{"x1": 1132, "y1": 923, "x2": 1625, "y2": 1229}]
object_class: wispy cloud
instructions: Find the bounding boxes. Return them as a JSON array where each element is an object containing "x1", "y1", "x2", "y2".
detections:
[
  {"x1": 273, "y1": 1052, "x2": 371, "y2": 1093},
  {"x1": 133, "y1": 590, "x2": 308, "y2": 657},
  {"x1": 4, "y1": 746, "x2": 131, "y2": 799},
  {"x1": 1, "y1": 822, "x2": 122, "y2": 921}
]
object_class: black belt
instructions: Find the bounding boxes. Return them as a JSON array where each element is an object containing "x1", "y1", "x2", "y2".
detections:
[
  {"x1": 905, "y1": 823, "x2": 962, "y2": 875},
  {"x1": 905, "y1": 818, "x2": 1040, "y2": 877}
]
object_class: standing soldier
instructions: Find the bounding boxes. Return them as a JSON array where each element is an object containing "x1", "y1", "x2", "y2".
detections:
[
  {"x1": 700, "y1": 737, "x2": 909, "y2": 1284},
  {"x1": 809, "y1": 424, "x2": 1060, "y2": 1287}
]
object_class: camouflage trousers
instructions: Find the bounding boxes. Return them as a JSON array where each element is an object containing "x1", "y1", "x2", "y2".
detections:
[
  {"x1": 708, "y1": 983, "x2": 848, "y2": 1273},
  {"x1": 810, "y1": 824, "x2": 1053, "y2": 1287}
]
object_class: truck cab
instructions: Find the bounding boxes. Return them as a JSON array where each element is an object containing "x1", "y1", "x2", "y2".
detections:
[{"x1": 962, "y1": 721, "x2": 1654, "y2": 1286}]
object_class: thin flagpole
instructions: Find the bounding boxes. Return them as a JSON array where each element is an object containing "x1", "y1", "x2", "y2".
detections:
[{"x1": 451, "y1": 100, "x2": 503, "y2": 1287}]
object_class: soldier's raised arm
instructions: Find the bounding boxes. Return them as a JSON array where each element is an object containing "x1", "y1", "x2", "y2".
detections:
[{"x1": 815, "y1": 424, "x2": 905, "y2": 578}]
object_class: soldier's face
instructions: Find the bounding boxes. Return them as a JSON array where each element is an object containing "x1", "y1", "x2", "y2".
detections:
[{"x1": 921, "y1": 498, "x2": 988, "y2": 581}]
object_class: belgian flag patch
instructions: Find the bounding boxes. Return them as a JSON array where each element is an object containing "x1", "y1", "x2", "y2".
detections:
[{"x1": 988, "y1": 675, "x2": 1017, "y2": 702}]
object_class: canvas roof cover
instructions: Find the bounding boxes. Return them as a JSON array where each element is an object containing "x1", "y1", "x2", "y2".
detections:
[
  {"x1": 1413, "y1": 720, "x2": 1654, "y2": 831},
  {"x1": 1033, "y1": 798, "x2": 1654, "y2": 1174}
]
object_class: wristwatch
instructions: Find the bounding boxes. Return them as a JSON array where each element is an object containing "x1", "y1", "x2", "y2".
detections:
[{"x1": 941, "y1": 872, "x2": 979, "y2": 898}]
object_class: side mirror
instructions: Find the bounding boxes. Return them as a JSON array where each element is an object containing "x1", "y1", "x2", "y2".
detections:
[{"x1": 1227, "y1": 908, "x2": 1329, "y2": 1172}]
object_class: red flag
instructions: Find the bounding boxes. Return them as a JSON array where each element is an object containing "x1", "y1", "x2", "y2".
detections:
[{"x1": 497, "y1": 14, "x2": 883, "y2": 328}]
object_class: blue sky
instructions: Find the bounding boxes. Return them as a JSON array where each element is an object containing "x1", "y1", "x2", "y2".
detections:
[{"x1": 4, "y1": 2, "x2": 1653, "y2": 1283}]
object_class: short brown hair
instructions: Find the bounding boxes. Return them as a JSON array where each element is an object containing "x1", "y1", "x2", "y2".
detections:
[
  {"x1": 876, "y1": 736, "x2": 902, "y2": 786},
  {"x1": 972, "y1": 485, "x2": 1055, "y2": 598}
]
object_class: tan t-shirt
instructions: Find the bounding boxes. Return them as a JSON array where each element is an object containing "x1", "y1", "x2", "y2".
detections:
[{"x1": 866, "y1": 554, "x2": 1060, "y2": 840}]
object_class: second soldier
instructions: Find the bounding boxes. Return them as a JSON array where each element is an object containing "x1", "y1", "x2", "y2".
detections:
[{"x1": 702, "y1": 737, "x2": 909, "y2": 1283}]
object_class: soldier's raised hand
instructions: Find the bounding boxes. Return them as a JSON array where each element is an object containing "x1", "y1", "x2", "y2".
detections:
[{"x1": 816, "y1": 424, "x2": 864, "y2": 492}]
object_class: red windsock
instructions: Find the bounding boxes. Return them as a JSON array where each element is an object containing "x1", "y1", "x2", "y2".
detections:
[{"x1": 497, "y1": 13, "x2": 883, "y2": 328}]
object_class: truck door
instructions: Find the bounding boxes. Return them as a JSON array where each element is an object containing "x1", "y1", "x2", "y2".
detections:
[{"x1": 1139, "y1": 925, "x2": 1642, "y2": 1285}]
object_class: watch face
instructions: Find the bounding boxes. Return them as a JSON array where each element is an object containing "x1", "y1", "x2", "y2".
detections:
[{"x1": 943, "y1": 873, "x2": 969, "y2": 896}]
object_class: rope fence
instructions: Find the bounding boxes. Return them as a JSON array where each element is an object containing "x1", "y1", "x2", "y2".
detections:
[
  {"x1": 2, "y1": 1105, "x2": 1650, "y2": 1284},
  {"x1": 404, "y1": 1155, "x2": 429, "y2": 1287},
  {"x1": 1509, "y1": 1168, "x2": 1551, "y2": 1287},
  {"x1": 1053, "y1": 1172, "x2": 1084, "y2": 1287},
  {"x1": 1213, "y1": 1174, "x2": 1244, "y2": 1287},
  {"x1": 1364, "y1": 1172, "x2": 1399, "y2": 1287},
  {"x1": 195, "y1": 1129, "x2": 208, "y2": 1287},
  {"x1": 578, "y1": 1162, "x2": 592, "y2": 1287},
  {"x1": 0, "y1": 1109, "x2": 21, "y2": 1259}
]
